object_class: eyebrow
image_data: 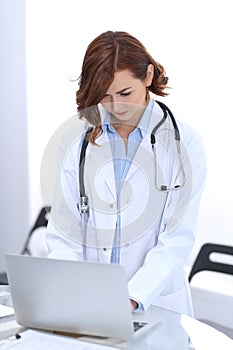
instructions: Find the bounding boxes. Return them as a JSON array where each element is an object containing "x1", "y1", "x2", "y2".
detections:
[{"x1": 105, "y1": 87, "x2": 132, "y2": 95}]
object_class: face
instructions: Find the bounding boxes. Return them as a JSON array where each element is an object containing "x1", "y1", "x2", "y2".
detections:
[{"x1": 100, "y1": 67, "x2": 153, "y2": 126}]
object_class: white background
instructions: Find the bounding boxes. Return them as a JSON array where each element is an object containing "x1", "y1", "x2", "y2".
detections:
[
  {"x1": 26, "y1": 0, "x2": 233, "y2": 265},
  {"x1": 1, "y1": 0, "x2": 232, "y2": 271}
]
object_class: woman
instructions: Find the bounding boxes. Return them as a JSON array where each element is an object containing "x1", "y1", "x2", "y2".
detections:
[{"x1": 45, "y1": 31, "x2": 206, "y2": 315}]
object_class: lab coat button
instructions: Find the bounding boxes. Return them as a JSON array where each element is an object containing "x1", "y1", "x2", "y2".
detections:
[
  {"x1": 109, "y1": 203, "x2": 114, "y2": 208},
  {"x1": 103, "y1": 247, "x2": 107, "y2": 251},
  {"x1": 125, "y1": 243, "x2": 130, "y2": 247}
]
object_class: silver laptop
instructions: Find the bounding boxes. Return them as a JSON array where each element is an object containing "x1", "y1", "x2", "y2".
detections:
[{"x1": 5, "y1": 254, "x2": 152, "y2": 340}]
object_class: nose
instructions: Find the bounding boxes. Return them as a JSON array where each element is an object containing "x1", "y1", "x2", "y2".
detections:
[
  {"x1": 110, "y1": 96, "x2": 124, "y2": 112},
  {"x1": 102, "y1": 95, "x2": 125, "y2": 113}
]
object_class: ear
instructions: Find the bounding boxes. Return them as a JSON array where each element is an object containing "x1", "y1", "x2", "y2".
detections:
[{"x1": 145, "y1": 64, "x2": 154, "y2": 87}]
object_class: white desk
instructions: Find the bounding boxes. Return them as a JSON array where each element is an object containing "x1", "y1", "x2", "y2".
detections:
[{"x1": 1, "y1": 285, "x2": 233, "y2": 350}]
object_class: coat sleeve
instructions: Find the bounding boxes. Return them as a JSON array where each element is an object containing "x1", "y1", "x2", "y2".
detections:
[
  {"x1": 45, "y1": 122, "x2": 87, "y2": 260},
  {"x1": 127, "y1": 128, "x2": 207, "y2": 311}
]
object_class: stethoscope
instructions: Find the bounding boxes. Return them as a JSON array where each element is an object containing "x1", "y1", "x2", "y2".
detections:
[
  {"x1": 78, "y1": 100, "x2": 186, "y2": 216},
  {"x1": 152, "y1": 100, "x2": 186, "y2": 192}
]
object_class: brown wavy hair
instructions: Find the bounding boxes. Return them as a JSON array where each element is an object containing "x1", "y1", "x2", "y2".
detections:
[{"x1": 76, "y1": 31, "x2": 169, "y2": 144}]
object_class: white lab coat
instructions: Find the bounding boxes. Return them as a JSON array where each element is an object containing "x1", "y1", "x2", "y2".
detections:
[{"x1": 46, "y1": 100, "x2": 206, "y2": 316}]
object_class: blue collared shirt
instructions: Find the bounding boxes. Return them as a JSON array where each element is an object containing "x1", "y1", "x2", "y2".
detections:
[
  {"x1": 102, "y1": 99, "x2": 154, "y2": 312},
  {"x1": 102, "y1": 99, "x2": 154, "y2": 263}
]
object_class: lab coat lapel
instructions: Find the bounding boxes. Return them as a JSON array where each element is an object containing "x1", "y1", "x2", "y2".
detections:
[
  {"x1": 86, "y1": 101, "x2": 164, "y2": 197},
  {"x1": 86, "y1": 132, "x2": 116, "y2": 200},
  {"x1": 125, "y1": 101, "x2": 164, "y2": 181},
  {"x1": 125, "y1": 135, "x2": 152, "y2": 181}
]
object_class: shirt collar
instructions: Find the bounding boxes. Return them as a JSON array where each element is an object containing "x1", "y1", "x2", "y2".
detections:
[{"x1": 102, "y1": 98, "x2": 154, "y2": 137}]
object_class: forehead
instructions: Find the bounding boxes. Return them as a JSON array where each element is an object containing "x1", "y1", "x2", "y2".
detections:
[{"x1": 106, "y1": 70, "x2": 139, "y2": 93}]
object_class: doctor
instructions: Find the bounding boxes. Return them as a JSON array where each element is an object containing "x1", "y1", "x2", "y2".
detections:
[{"x1": 45, "y1": 31, "x2": 206, "y2": 315}]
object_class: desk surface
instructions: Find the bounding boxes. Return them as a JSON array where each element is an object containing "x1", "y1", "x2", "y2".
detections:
[{"x1": 1, "y1": 285, "x2": 233, "y2": 350}]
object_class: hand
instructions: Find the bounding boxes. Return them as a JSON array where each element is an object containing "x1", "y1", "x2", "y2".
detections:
[{"x1": 130, "y1": 299, "x2": 138, "y2": 312}]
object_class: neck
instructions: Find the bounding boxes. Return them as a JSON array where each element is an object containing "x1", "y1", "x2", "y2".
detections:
[
  {"x1": 111, "y1": 103, "x2": 148, "y2": 139},
  {"x1": 112, "y1": 122, "x2": 136, "y2": 139}
]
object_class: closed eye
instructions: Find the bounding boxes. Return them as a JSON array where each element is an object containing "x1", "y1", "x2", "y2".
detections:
[
  {"x1": 120, "y1": 92, "x2": 131, "y2": 96},
  {"x1": 102, "y1": 88, "x2": 132, "y2": 100}
]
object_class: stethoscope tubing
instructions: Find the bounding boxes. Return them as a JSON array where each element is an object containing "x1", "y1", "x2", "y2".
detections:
[{"x1": 78, "y1": 101, "x2": 184, "y2": 213}]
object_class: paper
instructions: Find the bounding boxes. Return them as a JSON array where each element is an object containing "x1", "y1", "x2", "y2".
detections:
[
  {"x1": 0, "y1": 329, "x2": 116, "y2": 349},
  {"x1": 0, "y1": 305, "x2": 14, "y2": 317},
  {"x1": 0, "y1": 320, "x2": 24, "y2": 341},
  {"x1": 181, "y1": 314, "x2": 233, "y2": 350}
]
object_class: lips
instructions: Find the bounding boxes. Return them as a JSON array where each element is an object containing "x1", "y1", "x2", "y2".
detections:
[{"x1": 114, "y1": 111, "x2": 128, "y2": 116}]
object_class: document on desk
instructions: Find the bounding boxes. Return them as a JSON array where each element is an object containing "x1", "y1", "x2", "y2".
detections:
[
  {"x1": 0, "y1": 329, "x2": 115, "y2": 350},
  {"x1": 0, "y1": 305, "x2": 14, "y2": 317}
]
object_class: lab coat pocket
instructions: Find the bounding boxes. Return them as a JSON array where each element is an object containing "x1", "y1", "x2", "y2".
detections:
[{"x1": 152, "y1": 285, "x2": 190, "y2": 315}]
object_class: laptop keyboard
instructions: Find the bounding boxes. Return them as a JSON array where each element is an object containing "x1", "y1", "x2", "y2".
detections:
[{"x1": 133, "y1": 321, "x2": 148, "y2": 332}]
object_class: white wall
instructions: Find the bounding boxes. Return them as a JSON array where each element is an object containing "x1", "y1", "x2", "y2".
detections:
[
  {"x1": 26, "y1": 0, "x2": 233, "y2": 267},
  {"x1": 0, "y1": 0, "x2": 29, "y2": 272}
]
